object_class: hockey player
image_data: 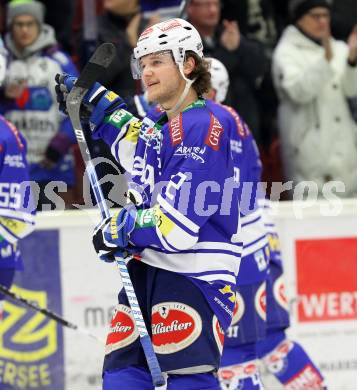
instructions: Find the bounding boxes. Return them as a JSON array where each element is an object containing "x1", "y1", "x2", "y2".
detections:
[
  {"x1": 205, "y1": 58, "x2": 269, "y2": 390},
  {"x1": 256, "y1": 200, "x2": 327, "y2": 389},
  {"x1": 0, "y1": 41, "x2": 35, "y2": 322},
  {"x1": 205, "y1": 58, "x2": 326, "y2": 389},
  {"x1": 56, "y1": 18, "x2": 242, "y2": 389}
]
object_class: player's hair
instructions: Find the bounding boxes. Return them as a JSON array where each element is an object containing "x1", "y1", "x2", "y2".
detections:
[{"x1": 185, "y1": 51, "x2": 211, "y2": 97}]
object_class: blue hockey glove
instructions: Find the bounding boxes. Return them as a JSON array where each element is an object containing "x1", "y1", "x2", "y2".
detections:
[
  {"x1": 55, "y1": 73, "x2": 127, "y2": 127},
  {"x1": 92, "y1": 205, "x2": 137, "y2": 262}
]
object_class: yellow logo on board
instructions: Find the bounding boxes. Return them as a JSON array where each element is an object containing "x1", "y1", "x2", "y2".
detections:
[{"x1": 0, "y1": 286, "x2": 58, "y2": 362}]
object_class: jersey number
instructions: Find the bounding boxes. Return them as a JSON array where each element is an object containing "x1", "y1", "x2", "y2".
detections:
[{"x1": 0, "y1": 183, "x2": 21, "y2": 209}]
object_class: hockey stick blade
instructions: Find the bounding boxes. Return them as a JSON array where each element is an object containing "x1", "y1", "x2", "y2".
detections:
[
  {"x1": 0, "y1": 284, "x2": 104, "y2": 343},
  {"x1": 66, "y1": 44, "x2": 166, "y2": 387}
]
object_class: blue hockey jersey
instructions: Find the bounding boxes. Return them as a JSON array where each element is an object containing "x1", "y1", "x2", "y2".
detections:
[
  {"x1": 0, "y1": 116, "x2": 35, "y2": 269},
  {"x1": 93, "y1": 99, "x2": 242, "y2": 329},
  {"x1": 260, "y1": 199, "x2": 282, "y2": 268},
  {"x1": 205, "y1": 101, "x2": 269, "y2": 286},
  {"x1": 131, "y1": 96, "x2": 269, "y2": 285}
]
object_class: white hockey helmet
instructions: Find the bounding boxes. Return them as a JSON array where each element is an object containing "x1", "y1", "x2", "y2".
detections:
[
  {"x1": 208, "y1": 57, "x2": 229, "y2": 103},
  {"x1": 132, "y1": 18, "x2": 204, "y2": 80}
]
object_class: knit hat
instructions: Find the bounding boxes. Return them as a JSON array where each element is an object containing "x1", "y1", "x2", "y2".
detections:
[
  {"x1": 289, "y1": 0, "x2": 331, "y2": 23},
  {"x1": 7, "y1": 0, "x2": 45, "y2": 27}
]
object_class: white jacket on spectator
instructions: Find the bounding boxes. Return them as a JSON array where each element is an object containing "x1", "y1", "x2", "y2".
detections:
[{"x1": 273, "y1": 25, "x2": 357, "y2": 197}]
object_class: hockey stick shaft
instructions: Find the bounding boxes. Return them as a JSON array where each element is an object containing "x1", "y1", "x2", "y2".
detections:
[
  {"x1": 179, "y1": 0, "x2": 189, "y2": 18},
  {"x1": 0, "y1": 283, "x2": 103, "y2": 343},
  {"x1": 66, "y1": 43, "x2": 165, "y2": 387}
]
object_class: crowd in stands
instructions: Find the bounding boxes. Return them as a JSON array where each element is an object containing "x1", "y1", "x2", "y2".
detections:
[{"x1": 0, "y1": 0, "x2": 357, "y2": 210}]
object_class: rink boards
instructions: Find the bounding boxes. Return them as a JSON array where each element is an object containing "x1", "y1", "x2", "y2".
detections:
[{"x1": 0, "y1": 200, "x2": 357, "y2": 389}]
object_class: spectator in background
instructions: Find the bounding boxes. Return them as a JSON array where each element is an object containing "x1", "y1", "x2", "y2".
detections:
[
  {"x1": 0, "y1": 0, "x2": 78, "y2": 210},
  {"x1": 187, "y1": 0, "x2": 268, "y2": 144},
  {"x1": 96, "y1": 0, "x2": 141, "y2": 98},
  {"x1": 330, "y1": 0, "x2": 357, "y2": 42},
  {"x1": 39, "y1": 0, "x2": 75, "y2": 53},
  {"x1": 273, "y1": 0, "x2": 357, "y2": 198},
  {"x1": 220, "y1": 0, "x2": 286, "y2": 149},
  {"x1": 77, "y1": 0, "x2": 143, "y2": 210}
]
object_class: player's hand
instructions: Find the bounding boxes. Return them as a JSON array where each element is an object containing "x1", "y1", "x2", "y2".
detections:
[
  {"x1": 220, "y1": 20, "x2": 241, "y2": 51},
  {"x1": 348, "y1": 25, "x2": 357, "y2": 64},
  {"x1": 55, "y1": 73, "x2": 127, "y2": 127},
  {"x1": 55, "y1": 73, "x2": 76, "y2": 115},
  {"x1": 92, "y1": 205, "x2": 137, "y2": 262}
]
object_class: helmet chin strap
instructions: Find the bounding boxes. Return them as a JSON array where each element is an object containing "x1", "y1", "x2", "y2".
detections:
[{"x1": 161, "y1": 63, "x2": 196, "y2": 117}]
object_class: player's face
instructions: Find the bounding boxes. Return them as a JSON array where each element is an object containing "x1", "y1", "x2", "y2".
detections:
[
  {"x1": 140, "y1": 52, "x2": 185, "y2": 106},
  {"x1": 187, "y1": 0, "x2": 221, "y2": 29},
  {"x1": 103, "y1": 0, "x2": 138, "y2": 15},
  {"x1": 11, "y1": 15, "x2": 40, "y2": 49},
  {"x1": 297, "y1": 7, "x2": 331, "y2": 40}
]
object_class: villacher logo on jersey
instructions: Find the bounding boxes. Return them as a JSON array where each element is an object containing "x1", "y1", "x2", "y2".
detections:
[
  {"x1": 296, "y1": 237, "x2": 357, "y2": 322},
  {"x1": 151, "y1": 302, "x2": 202, "y2": 354},
  {"x1": 105, "y1": 304, "x2": 139, "y2": 354}
]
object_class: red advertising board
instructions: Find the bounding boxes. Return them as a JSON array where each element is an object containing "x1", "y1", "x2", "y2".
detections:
[{"x1": 296, "y1": 237, "x2": 357, "y2": 322}]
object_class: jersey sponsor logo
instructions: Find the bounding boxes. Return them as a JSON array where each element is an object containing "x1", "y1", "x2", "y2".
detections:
[
  {"x1": 218, "y1": 361, "x2": 259, "y2": 389},
  {"x1": 205, "y1": 114, "x2": 223, "y2": 151},
  {"x1": 169, "y1": 114, "x2": 183, "y2": 146},
  {"x1": 151, "y1": 302, "x2": 202, "y2": 354},
  {"x1": 222, "y1": 105, "x2": 249, "y2": 138},
  {"x1": 273, "y1": 275, "x2": 289, "y2": 311},
  {"x1": 296, "y1": 237, "x2": 357, "y2": 322},
  {"x1": 255, "y1": 282, "x2": 266, "y2": 320},
  {"x1": 212, "y1": 315, "x2": 224, "y2": 353},
  {"x1": 105, "y1": 304, "x2": 139, "y2": 354},
  {"x1": 4, "y1": 154, "x2": 25, "y2": 168},
  {"x1": 139, "y1": 26, "x2": 153, "y2": 39},
  {"x1": 124, "y1": 121, "x2": 141, "y2": 144},
  {"x1": 104, "y1": 91, "x2": 119, "y2": 103},
  {"x1": 173, "y1": 144, "x2": 206, "y2": 163},
  {"x1": 285, "y1": 364, "x2": 324, "y2": 390},
  {"x1": 158, "y1": 19, "x2": 182, "y2": 32},
  {"x1": 15, "y1": 87, "x2": 53, "y2": 111},
  {"x1": 231, "y1": 291, "x2": 245, "y2": 325},
  {"x1": 263, "y1": 339, "x2": 293, "y2": 374},
  {"x1": 107, "y1": 110, "x2": 133, "y2": 127}
]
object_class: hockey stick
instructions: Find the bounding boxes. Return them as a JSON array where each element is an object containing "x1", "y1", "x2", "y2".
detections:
[
  {"x1": 179, "y1": 0, "x2": 189, "y2": 18},
  {"x1": 66, "y1": 43, "x2": 166, "y2": 387},
  {"x1": 0, "y1": 283, "x2": 103, "y2": 343}
]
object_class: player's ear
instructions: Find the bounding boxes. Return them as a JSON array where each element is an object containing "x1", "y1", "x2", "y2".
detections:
[{"x1": 183, "y1": 55, "x2": 196, "y2": 77}]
